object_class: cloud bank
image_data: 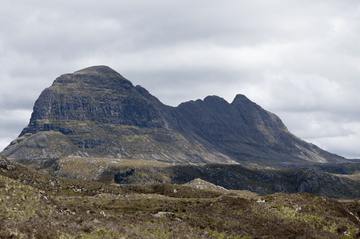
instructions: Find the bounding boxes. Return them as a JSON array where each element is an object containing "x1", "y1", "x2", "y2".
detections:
[{"x1": 1, "y1": 0, "x2": 360, "y2": 158}]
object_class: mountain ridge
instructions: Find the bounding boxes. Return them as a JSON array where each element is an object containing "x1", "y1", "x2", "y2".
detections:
[{"x1": 1, "y1": 65, "x2": 347, "y2": 165}]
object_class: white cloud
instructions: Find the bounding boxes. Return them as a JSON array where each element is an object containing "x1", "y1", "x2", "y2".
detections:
[
  {"x1": 310, "y1": 134, "x2": 360, "y2": 159},
  {"x1": 0, "y1": 138, "x2": 13, "y2": 152},
  {"x1": 328, "y1": 17, "x2": 346, "y2": 36},
  {"x1": 0, "y1": 109, "x2": 31, "y2": 151},
  {"x1": 260, "y1": 70, "x2": 345, "y2": 111}
]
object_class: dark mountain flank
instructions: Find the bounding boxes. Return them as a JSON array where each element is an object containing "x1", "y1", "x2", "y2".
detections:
[{"x1": 1, "y1": 66, "x2": 346, "y2": 165}]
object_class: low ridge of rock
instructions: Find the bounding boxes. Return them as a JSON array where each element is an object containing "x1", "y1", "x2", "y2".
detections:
[{"x1": 184, "y1": 178, "x2": 229, "y2": 193}]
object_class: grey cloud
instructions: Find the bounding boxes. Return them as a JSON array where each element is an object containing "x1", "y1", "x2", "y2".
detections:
[
  {"x1": 127, "y1": 68, "x2": 250, "y2": 107},
  {"x1": 1, "y1": 0, "x2": 360, "y2": 158},
  {"x1": 0, "y1": 109, "x2": 30, "y2": 150}
]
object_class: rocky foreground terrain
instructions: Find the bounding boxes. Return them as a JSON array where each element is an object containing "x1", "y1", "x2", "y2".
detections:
[{"x1": 1, "y1": 156, "x2": 360, "y2": 238}]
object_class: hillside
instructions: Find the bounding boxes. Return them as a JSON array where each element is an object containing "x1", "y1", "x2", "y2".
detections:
[
  {"x1": 1, "y1": 156, "x2": 360, "y2": 238},
  {"x1": 26, "y1": 156, "x2": 358, "y2": 199},
  {"x1": 0, "y1": 65, "x2": 347, "y2": 166}
]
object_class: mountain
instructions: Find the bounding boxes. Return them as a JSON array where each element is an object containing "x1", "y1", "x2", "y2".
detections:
[{"x1": 0, "y1": 65, "x2": 347, "y2": 166}]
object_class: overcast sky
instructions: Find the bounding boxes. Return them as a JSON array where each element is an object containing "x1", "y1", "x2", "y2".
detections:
[{"x1": 1, "y1": 0, "x2": 360, "y2": 159}]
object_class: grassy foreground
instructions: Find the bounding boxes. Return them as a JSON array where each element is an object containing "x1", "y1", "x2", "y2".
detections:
[{"x1": 1, "y1": 158, "x2": 360, "y2": 238}]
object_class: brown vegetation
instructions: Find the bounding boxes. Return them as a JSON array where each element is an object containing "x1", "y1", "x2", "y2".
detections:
[{"x1": 1, "y1": 158, "x2": 360, "y2": 238}]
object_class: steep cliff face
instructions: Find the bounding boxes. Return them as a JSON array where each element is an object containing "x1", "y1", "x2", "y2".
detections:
[
  {"x1": 21, "y1": 66, "x2": 166, "y2": 135},
  {"x1": 1, "y1": 66, "x2": 347, "y2": 165}
]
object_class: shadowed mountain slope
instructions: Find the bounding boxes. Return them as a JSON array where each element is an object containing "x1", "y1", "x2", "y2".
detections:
[
  {"x1": 176, "y1": 95, "x2": 345, "y2": 164},
  {"x1": 1, "y1": 66, "x2": 347, "y2": 165}
]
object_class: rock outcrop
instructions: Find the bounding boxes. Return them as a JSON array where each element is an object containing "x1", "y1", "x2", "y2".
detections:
[{"x1": 1, "y1": 65, "x2": 347, "y2": 165}]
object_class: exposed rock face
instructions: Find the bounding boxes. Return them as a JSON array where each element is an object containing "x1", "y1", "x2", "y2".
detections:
[
  {"x1": 1, "y1": 65, "x2": 347, "y2": 165},
  {"x1": 0, "y1": 156, "x2": 15, "y2": 170},
  {"x1": 22, "y1": 66, "x2": 166, "y2": 132}
]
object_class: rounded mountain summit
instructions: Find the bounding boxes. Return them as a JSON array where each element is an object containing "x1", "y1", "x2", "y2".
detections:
[{"x1": 0, "y1": 65, "x2": 347, "y2": 166}]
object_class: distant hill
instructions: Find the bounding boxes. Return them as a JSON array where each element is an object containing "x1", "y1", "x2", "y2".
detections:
[{"x1": 0, "y1": 65, "x2": 347, "y2": 165}]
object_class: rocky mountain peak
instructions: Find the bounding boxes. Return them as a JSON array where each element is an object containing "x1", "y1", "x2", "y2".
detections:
[
  {"x1": 231, "y1": 94, "x2": 251, "y2": 103},
  {"x1": 231, "y1": 94, "x2": 287, "y2": 131},
  {"x1": 53, "y1": 65, "x2": 133, "y2": 90},
  {"x1": 73, "y1": 65, "x2": 122, "y2": 77}
]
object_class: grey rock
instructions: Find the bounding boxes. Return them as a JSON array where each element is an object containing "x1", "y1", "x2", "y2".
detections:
[{"x1": 0, "y1": 156, "x2": 15, "y2": 170}]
